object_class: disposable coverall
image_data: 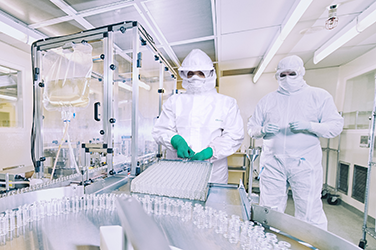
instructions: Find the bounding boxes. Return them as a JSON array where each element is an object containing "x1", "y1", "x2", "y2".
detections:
[
  {"x1": 247, "y1": 55, "x2": 343, "y2": 230},
  {"x1": 152, "y1": 49, "x2": 244, "y2": 184}
]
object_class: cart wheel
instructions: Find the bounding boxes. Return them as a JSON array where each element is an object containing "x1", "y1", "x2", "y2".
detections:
[
  {"x1": 321, "y1": 189, "x2": 329, "y2": 199},
  {"x1": 327, "y1": 195, "x2": 340, "y2": 205},
  {"x1": 359, "y1": 239, "x2": 367, "y2": 249}
]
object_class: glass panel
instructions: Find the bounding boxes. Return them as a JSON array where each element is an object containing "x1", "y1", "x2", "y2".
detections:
[
  {"x1": 343, "y1": 71, "x2": 375, "y2": 129},
  {"x1": 41, "y1": 40, "x2": 104, "y2": 177},
  {"x1": 0, "y1": 65, "x2": 22, "y2": 128},
  {"x1": 162, "y1": 67, "x2": 176, "y2": 103},
  {"x1": 113, "y1": 29, "x2": 133, "y2": 165},
  {"x1": 138, "y1": 47, "x2": 160, "y2": 158}
]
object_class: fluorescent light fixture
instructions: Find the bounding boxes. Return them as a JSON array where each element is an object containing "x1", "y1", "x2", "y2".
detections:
[
  {"x1": 0, "y1": 94, "x2": 17, "y2": 101},
  {"x1": 313, "y1": 26, "x2": 358, "y2": 64},
  {"x1": 314, "y1": 1, "x2": 376, "y2": 64},
  {"x1": 0, "y1": 21, "x2": 27, "y2": 43},
  {"x1": 253, "y1": 0, "x2": 313, "y2": 83},
  {"x1": 0, "y1": 10, "x2": 45, "y2": 44},
  {"x1": 253, "y1": 37, "x2": 283, "y2": 83}
]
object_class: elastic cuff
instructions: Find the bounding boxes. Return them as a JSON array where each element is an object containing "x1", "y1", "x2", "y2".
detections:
[
  {"x1": 208, "y1": 144, "x2": 216, "y2": 160},
  {"x1": 308, "y1": 122, "x2": 316, "y2": 132},
  {"x1": 168, "y1": 133, "x2": 179, "y2": 142}
]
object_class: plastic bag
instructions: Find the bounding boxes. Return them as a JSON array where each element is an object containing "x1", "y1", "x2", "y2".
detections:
[{"x1": 42, "y1": 42, "x2": 93, "y2": 111}]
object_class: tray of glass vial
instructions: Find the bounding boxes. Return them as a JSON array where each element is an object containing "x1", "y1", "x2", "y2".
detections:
[{"x1": 130, "y1": 160, "x2": 212, "y2": 201}]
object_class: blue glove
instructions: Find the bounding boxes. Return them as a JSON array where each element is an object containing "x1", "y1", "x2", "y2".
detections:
[
  {"x1": 171, "y1": 135, "x2": 195, "y2": 158},
  {"x1": 289, "y1": 121, "x2": 311, "y2": 131},
  {"x1": 191, "y1": 147, "x2": 213, "y2": 161},
  {"x1": 262, "y1": 124, "x2": 279, "y2": 135}
]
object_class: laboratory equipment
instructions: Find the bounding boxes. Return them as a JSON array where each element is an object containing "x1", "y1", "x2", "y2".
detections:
[
  {"x1": 358, "y1": 73, "x2": 376, "y2": 249},
  {"x1": 30, "y1": 21, "x2": 176, "y2": 184},
  {"x1": 131, "y1": 160, "x2": 212, "y2": 201},
  {"x1": 0, "y1": 20, "x2": 361, "y2": 250},
  {"x1": 320, "y1": 130, "x2": 342, "y2": 206}
]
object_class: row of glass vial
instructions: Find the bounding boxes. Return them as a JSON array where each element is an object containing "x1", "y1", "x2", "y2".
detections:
[
  {"x1": 133, "y1": 195, "x2": 291, "y2": 249},
  {"x1": 193, "y1": 205, "x2": 291, "y2": 250},
  {"x1": 0, "y1": 193, "x2": 123, "y2": 236},
  {"x1": 131, "y1": 161, "x2": 210, "y2": 200},
  {"x1": 133, "y1": 195, "x2": 193, "y2": 221},
  {"x1": 0, "y1": 166, "x2": 107, "y2": 199}
]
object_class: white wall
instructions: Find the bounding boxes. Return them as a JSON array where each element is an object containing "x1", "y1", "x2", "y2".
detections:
[
  {"x1": 335, "y1": 47, "x2": 376, "y2": 219},
  {"x1": 0, "y1": 41, "x2": 33, "y2": 168}
]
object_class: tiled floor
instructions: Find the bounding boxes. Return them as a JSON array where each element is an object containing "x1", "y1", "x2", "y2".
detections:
[{"x1": 284, "y1": 195, "x2": 376, "y2": 249}]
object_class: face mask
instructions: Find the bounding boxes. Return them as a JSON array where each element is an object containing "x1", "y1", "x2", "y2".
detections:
[
  {"x1": 278, "y1": 75, "x2": 305, "y2": 93},
  {"x1": 182, "y1": 75, "x2": 216, "y2": 94}
]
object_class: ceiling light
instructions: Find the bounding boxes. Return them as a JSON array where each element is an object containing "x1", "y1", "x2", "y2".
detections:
[
  {"x1": 357, "y1": 6, "x2": 376, "y2": 32},
  {"x1": 313, "y1": 26, "x2": 358, "y2": 64},
  {"x1": 253, "y1": 0, "x2": 313, "y2": 83},
  {"x1": 314, "y1": 1, "x2": 376, "y2": 64},
  {"x1": 0, "y1": 21, "x2": 27, "y2": 43},
  {"x1": 0, "y1": 10, "x2": 45, "y2": 45}
]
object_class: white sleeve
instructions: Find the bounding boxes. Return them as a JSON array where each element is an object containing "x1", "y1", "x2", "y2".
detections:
[
  {"x1": 247, "y1": 101, "x2": 265, "y2": 139},
  {"x1": 151, "y1": 97, "x2": 177, "y2": 151},
  {"x1": 209, "y1": 99, "x2": 244, "y2": 161},
  {"x1": 309, "y1": 94, "x2": 344, "y2": 138}
]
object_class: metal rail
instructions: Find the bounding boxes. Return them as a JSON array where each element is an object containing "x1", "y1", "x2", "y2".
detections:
[{"x1": 359, "y1": 73, "x2": 376, "y2": 248}]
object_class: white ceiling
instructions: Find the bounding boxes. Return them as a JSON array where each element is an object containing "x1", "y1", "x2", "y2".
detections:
[{"x1": 0, "y1": 0, "x2": 376, "y2": 77}]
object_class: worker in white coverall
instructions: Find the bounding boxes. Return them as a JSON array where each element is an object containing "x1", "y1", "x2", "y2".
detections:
[
  {"x1": 247, "y1": 55, "x2": 343, "y2": 230},
  {"x1": 152, "y1": 49, "x2": 244, "y2": 184}
]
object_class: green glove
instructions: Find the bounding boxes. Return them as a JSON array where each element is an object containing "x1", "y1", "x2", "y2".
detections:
[
  {"x1": 171, "y1": 135, "x2": 195, "y2": 158},
  {"x1": 191, "y1": 147, "x2": 213, "y2": 161}
]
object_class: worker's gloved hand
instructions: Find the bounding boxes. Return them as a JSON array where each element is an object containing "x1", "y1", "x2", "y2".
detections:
[
  {"x1": 191, "y1": 147, "x2": 213, "y2": 161},
  {"x1": 261, "y1": 124, "x2": 279, "y2": 135},
  {"x1": 171, "y1": 135, "x2": 195, "y2": 158},
  {"x1": 289, "y1": 121, "x2": 311, "y2": 131}
]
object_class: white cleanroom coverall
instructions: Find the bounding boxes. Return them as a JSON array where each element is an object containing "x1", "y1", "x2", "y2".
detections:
[
  {"x1": 152, "y1": 49, "x2": 244, "y2": 184},
  {"x1": 247, "y1": 55, "x2": 344, "y2": 230}
]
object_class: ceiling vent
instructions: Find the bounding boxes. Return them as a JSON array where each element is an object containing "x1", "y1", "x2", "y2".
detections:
[{"x1": 221, "y1": 68, "x2": 255, "y2": 77}]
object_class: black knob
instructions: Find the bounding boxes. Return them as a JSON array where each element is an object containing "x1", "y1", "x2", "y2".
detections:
[
  {"x1": 100, "y1": 54, "x2": 105, "y2": 60},
  {"x1": 38, "y1": 82, "x2": 44, "y2": 87},
  {"x1": 109, "y1": 118, "x2": 116, "y2": 123},
  {"x1": 110, "y1": 64, "x2": 116, "y2": 70},
  {"x1": 100, "y1": 130, "x2": 105, "y2": 135}
]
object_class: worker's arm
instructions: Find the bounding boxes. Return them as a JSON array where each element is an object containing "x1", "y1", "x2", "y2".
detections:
[
  {"x1": 152, "y1": 96, "x2": 178, "y2": 152},
  {"x1": 208, "y1": 99, "x2": 244, "y2": 161},
  {"x1": 247, "y1": 101, "x2": 266, "y2": 139},
  {"x1": 309, "y1": 93, "x2": 344, "y2": 138}
]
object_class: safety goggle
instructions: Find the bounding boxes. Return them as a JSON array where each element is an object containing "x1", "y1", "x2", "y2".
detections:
[
  {"x1": 275, "y1": 70, "x2": 298, "y2": 80},
  {"x1": 180, "y1": 70, "x2": 213, "y2": 79}
]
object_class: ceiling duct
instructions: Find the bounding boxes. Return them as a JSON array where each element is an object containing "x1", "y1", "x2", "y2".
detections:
[{"x1": 221, "y1": 68, "x2": 255, "y2": 77}]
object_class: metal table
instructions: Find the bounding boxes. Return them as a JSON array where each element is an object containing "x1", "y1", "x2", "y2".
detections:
[{"x1": 0, "y1": 177, "x2": 359, "y2": 250}]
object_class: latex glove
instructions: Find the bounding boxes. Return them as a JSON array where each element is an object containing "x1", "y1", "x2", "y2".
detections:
[
  {"x1": 171, "y1": 135, "x2": 195, "y2": 158},
  {"x1": 191, "y1": 147, "x2": 213, "y2": 161},
  {"x1": 289, "y1": 121, "x2": 311, "y2": 131},
  {"x1": 261, "y1": 124, "x2": 279, "y2": 135}
]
